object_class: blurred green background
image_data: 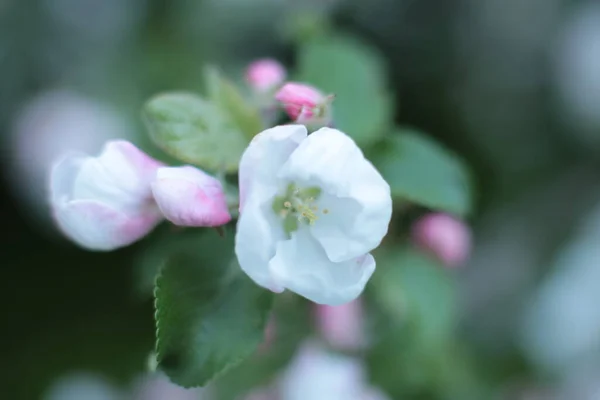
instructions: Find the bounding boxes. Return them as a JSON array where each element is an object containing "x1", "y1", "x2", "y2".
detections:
[{"x1": 3, "y1": 0, "x2": 600, "y2": 399}]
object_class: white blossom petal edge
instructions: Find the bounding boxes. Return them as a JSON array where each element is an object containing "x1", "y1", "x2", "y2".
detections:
[
  {"x1": 49, "y1": 140, "x2": 164, "y2": 251},
  {"x1": 235, "y1": 125, "x2": 392, "y2": 305}
]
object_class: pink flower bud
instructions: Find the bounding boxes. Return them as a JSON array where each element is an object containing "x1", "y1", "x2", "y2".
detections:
[
  {"x1": 412, "y1": 213, "x2": 472, "y2": 267},
  {"x1": 246, "y1": 59, "x2": 287, "y2": 93},
  {"x1": 275, "y1": 82, "x2": 325, "y2": 122},
  {"x1": 49, "y1": 140, "x2": 164, "y2": 251},
  {"x1": 315, "y1": 299, "x2": 364, "y2": 350},
  {"x1": 151, "y1": 166, "x2": 231, "y2": 227}
]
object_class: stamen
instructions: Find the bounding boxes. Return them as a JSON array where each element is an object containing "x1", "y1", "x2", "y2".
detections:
[{"x1": 272, "y1": 184, "x2": 324, "y2": 231}]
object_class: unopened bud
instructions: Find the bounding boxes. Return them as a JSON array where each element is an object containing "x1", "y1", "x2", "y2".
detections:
[
  {"x1": 275, "y1": 82, "x2": 331, "y2": 124},
  {"x1": 246, "y1": 59, "x2": 286, "y2": 93},
  {"x1": 412, "y1": 213, "x2": 472, "y2": 268}
]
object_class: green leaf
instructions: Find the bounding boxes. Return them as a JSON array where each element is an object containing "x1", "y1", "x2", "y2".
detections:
[
  {"x1": 372, "y1": 129, "x2": 473, "y2": 216},
  {"x1": 143, "y1": 92, "x2": 248, "y2": 172},
  {"x1": 295, "y1": 34, "x2": 394, "y2": 146},
  {"x1": 371, "y1": 246, "x2": 457, "y2": 348},
  {"x1": 154, "y1": 231, "x2": 274, "y2": 387},
  {"x1": 205, "y1": 67, "x2": 263, "y2": 140}
]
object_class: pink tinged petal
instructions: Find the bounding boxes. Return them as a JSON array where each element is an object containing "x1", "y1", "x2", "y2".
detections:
[
  {"x1": 315, "y1": 298, "x2": 365, "y2": 350},
  {"x1": 238, "y1": 125, "x2": 307, "y2": 211},
  {"x1": 246, "y1": 59, "x2": 287, "y2": 92},
  {"x1": 412, "y1": 213, "x2": 472, "y2": 267},
  {"x1": 275, "y1": 83, "x2": 324, "y2": 121},
  {"x1": 53, "y1": 200, "x2": 161, "y2": 251},
  {"x1": 280, "y1": 127, "x2": 392, "y2": 262},
  {"x1": 73, "y1": 140, "x2": 163, "y2": 211},
  {"x1": 49, "y1": 141, "x2": 163, "y2": 250},
  {"x1": 151, "y1": 166, "x2": 231, "y2": 227},
  {"x1": 269, "y1": 228, "x2": 375, "y2": 305}
]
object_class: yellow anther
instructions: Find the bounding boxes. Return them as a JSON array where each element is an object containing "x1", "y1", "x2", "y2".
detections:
[{"x1": 284, "y1": 201, "x2": 292, "y2": 208}]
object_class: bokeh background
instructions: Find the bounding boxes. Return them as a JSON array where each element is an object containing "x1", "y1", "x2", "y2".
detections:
[{"x1": 3, "y1": 0, "x2": 600, "y2": 399}]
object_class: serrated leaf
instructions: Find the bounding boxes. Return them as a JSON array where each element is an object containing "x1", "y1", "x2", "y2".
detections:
[
  {"x1": 205, "y1": 67, "x2": 263, "y2": 140},
  {"x1": 154, "y1": 232, "x2": 274, "y2": 387},
  {"x1": 373, "y1": 129, "x2": 473, "y2": 216},
  {"x1": 143, "y1": 92, "x2": 248, "y2": 172},
  {"x1": 296, "y1": 34, "x2": 394, "y2": 146}
]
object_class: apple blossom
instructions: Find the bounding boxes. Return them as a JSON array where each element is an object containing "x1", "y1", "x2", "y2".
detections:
[
  {"x1": 278, "y1": 341, "x2": 391, "y2": 400},
  {"x1": 49, "y1": 140, "x2": 163, "y2": 251},
  {"x1": 315, "y1": 298, "x2": 365, "y2": 350},
  {"x1": 412, "y1": 212, "x2": 471, "y2": 267},
  {"x1": 235, "y1": 125, "x2": 392, "y2": 305},
  {"x1": 275, "y1": 82, "x2": 331, "y2": 124},
  {"x1": 151, "y1": 165, "x2": 231, "y2": 227},
  {"x1": 246, "y1": 59, "x2": 286, "y2": 93}
]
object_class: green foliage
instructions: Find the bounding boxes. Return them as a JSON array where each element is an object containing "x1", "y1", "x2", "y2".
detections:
[
  {"x1": 154, "y1": 231, "x2": 274, "y2": 387},
  {"x1": 204, "y1": 67, "x2": 264, "y2": 140},
  {"x1": 295, "y1": 34, "x2": 394, "y2": 146},
  {"x1": 372, "y1": 128, "x2": 473, "y2": 216},
  {"x1": 143, "y1": 92, "x2": 249, "y2": 172},
  {"x1": 372, "y1": 246, "x2": 457, "y2": 348},
  {"x1": 366, "y1": 246, "x2": 487, "y2": 399}
]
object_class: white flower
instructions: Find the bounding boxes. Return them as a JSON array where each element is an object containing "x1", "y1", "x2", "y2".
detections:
[
  {"x1": 49, "y1": 140, "x2": 164, "y2": 251},
  {"x1": 235, "y1": 125, "x2": 392, "y2": 305},
  {"x1": 151, "y1": 166, "x2": 231, "y2": 227},
  {"x1": 278, "y1": 341, "x2": 390, "y2": 400}
]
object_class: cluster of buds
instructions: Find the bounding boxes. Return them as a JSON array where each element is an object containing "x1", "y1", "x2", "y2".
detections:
[
  {"x1": 245, "y1": 59, "x2": 334, "y2": 127},
  {"x1": 49, "y1": 141, "x2": 231, "y2": 251}
]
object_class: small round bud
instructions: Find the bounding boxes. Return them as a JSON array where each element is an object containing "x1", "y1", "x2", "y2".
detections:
[
  {"x1": 246, "y1": 59, "x2": 287, "y2": 93},
  {"x1": 412, "y1": 212, "x2": 472, "y2": 267}
]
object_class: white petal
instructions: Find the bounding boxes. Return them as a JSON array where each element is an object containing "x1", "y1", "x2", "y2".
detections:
[
  {"x1": 280, "y1": 127, "x2": 392, "y2": 262},
  {"x1": 152, "y1": 166, "x2": 231, "y2": 227},
  {"x1": 72, "y1": 140, "x2": 162, "y2": 212},
  {"x1": 268, "y1": 228, "x2": 375, "y2": 305},
  {"x1": 235, "y1": 194, "x2": 286, "y2": 293},
  {"x1": 49, "y1": 151, "x2": 89, "y2": 205},
  {"x1": 238, "y1": 125, "x2": 307, "y2": 211},
  {"x1": 52, "y1": 199, "x2": 161, "y2": 251}
]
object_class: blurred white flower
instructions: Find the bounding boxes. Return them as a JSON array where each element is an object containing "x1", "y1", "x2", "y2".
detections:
[
  {"x1": 278, "y1": 341, "x2": 389, "y2": 400},
  {"x1": 151, "y1": 166, "x2": 231, "y2": 227},
  {"x1": 131, "y1": 372, "x2": 209, "y2": 400},
  {"x1": 235, "y1": 125, "x2": 392, "y2": 305},
  {"x1": 9, "y1": 90, "x2": 132, "y2": 224},
  {"x1": 43, "y1": 373, "x2": 124, "y2": 400},
  {"x1": 520, "y1": 200, "x2": 600, "y2": 374},
  {"x1": 554, "y1": 2, "x2": 600, "y2": 143},
  {"x1": 49, "y1": 140, "x2": 163, "y2": 251}
]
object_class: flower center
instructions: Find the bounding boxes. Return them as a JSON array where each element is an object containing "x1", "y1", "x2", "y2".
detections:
[{"x1": 272, "y1": 183, "x2": 326, "y2": 235}]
